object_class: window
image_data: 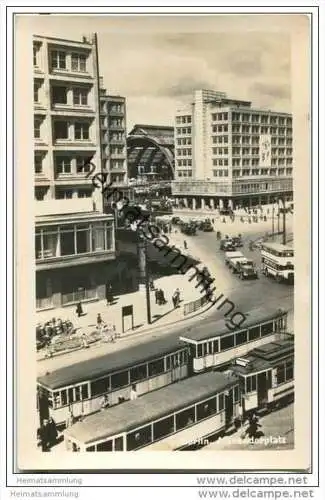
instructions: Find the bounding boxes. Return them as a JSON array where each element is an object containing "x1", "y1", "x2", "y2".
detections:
[
  {"x1": 33, "y1": 45, "x2": 39, "y2": 66},
  {"x1": 76, "y1": 157, "x2": 92, "y2": 174},
  {"x1": 148, "y1": 358, "x2": 165, "y2": 377},
  {"x1": 111, "y1": 370, "x2": 129, "y2": 390},
  {"x1": 86, "y1": 446, "x2": 96, "y2": 452},
  {"x1": 71, "y1": 53, "x2": 87, "y2": 72},
  {"x1": 153, "y1": 416, "x2": 174, "y2": 440},
  {"x1": 51, "y1": 50, "x2": 66, "y2": 70},
  {"x1": 73, "y1": 88, "x2": 88, "y2": 106},
  {"x1": 60, "y1": 390, "x2": 67, "y2": 406},
  {"x1": 52, "y1": 86, "x2": 67, "y2": 105},
  {"x1": 130, "y1": 364, "x2": 147, "y2": 383},
  {"x1": 127, "y1": 425, "x2": 152, "y2": 451},
  {"x1": 75, "y1": 122, "x2": 89, "y2": 140},
  {"x1": 55, "y1": 156, "x2": 71, "y2": 174},
  {"x1": 276, "y1": 365, "x2": 285, "y2": 385},
  {"x1": 234, "y1": 385, "x2": 240, "y2": 402},
  {"x1": 261, "y1": 322, "x2": 274, "y2": 336},
  {"x1": 286, "y1": 360, "x2": 294, "y2": 380},
  {"x1": 220, "y1": 334, "x2": 235, "y2": 351},
  {"x1": 197, "y1": 397, "x2": 217, "y2": 421},
  {"x1": 91, "y1": 377, "x2": 109, "y2": 397},
  {"x1": 218, "y1": 393, "x2": 225, "y2": 411},
  {"x1": 248, "y1": 326, "x2": 260, "y2": 341},
  {"x1": 175, "y1": 407, "x2": 195, "y2": 431},
  {"x1": 114, "y1": 437, "x2": 124, "y2": 451},
  {"x1": 97, "y1": 440, "x2": 113, "y2": 451},
  {"x1": 236, "y1": 331, "x2": 247, "y2": 346},
  {"x1": 76, "y1": 223, "x2": 91, "y2": 253},
  {"x1": 60, "y1": 225, "x2": 74, "y2": 253},
  {"x1": 34, "y1": 187, "x2": 45, "y2": 201},
  {"x1": 54, "y1": 121, "x2": 69, "y2": 140},
  {"x1": 34, "y1": 81, "x2": 41, "y2": 102},
  {"x1": 34, "y1": 117, "x2": 41, "y2": 139},
  {"x1": 34, "y1": 154, "x2": 43, "y2": 174},
  {"x1": 78, "y1": 189, "x2": 92, "y2": 198}
]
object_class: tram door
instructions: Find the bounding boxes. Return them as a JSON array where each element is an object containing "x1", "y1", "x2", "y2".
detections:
[
  {"x1": 225, "y1": 389, "x2": 234, "y2": 427},
  {"x1": 37, "y1": 389, "x2": 50, "y2": 426},
  {"x1": 257, "y1": 371, "x2": 269, "y2": 408}
]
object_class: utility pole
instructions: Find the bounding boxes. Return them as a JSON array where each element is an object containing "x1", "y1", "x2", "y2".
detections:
[
  {"x1": 282, "y1": 198, "x2": 287, "y2": 245},
  {"x1": 137, "y1": 234, "x2": 151, "y2": 324},
  {"x1": 272, "y1": 203, "x2": 275, "y2": 240},
  {"x1": 277, "y1": 198, "x2": 280, "y2": 234}
]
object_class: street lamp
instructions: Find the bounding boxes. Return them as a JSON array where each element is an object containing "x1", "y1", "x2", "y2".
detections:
[{"x1": 132, "y1": 224, "x2": 152, "y2": 325}]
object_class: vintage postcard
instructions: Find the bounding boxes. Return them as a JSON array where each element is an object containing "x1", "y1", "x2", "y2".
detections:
[{"x1": 11, "y1": 10, "x2": 314, "y2": 473}]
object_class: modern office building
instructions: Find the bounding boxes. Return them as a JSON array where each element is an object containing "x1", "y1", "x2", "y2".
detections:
[
  {"x1": 172, "y1": 89, "x2": 293, "y2": 210},
  {"x1": 33, "y1": 34, "x2": 116, "y2": 311}
]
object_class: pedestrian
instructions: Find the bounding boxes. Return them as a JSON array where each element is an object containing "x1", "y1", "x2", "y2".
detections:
[
  {"x1": 155, "y1": 289, "x2": 159, "y2": 304},
  {"x1": 100, "y1": 394, "x2": 109, "y2": 410},
  {"x1": 66, "y1": 410, "x2": 75, "y2": 429},
  {"x1": 76, "y1": 302, "x2": 83, "y2": 318},
  {"x1": 184, "y1": 240, "x2": 188, "y2": 250},
  {"x1": 172, "y1": 288, "x2": 181, "y2": 308},
  {"x1": 106, "y1": 283, "x2": 113, "y2": 305},
  {"x1": 160, "y1": 289, "x2": 166, "y2": 305},
  {"x1": 39, "y1": 419, "x2": 50, "y2": 452},
  {"x1": 47, "y1": 417, "x2": 58, "y2": 448},
  {"x1": 130, "y1": 384, "x2": 138, "y2": 401},
  {"x1": 97, "y1": 313, "x2": 103, "y2": 327},
  {"x1": 245, "y1": 414, "x2": 261, "y2": 440}
]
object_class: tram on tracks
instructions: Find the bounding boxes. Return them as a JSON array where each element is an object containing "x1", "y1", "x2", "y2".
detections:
[
  {"x1": 37, "y1": 306, "x2": 289, "y2": 427},
  {"x1": 63, "y1": 371, "x2": 240, "y2": 452}
]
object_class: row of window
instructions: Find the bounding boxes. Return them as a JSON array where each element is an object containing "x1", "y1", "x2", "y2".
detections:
[
  {"x1": 231, "y1": 112, "x2": 291, "y2": 125},
  {"x1": 176, "y1": 148, "x2": 192, "y2": 156},
  {"x1": 35, "y1": 154, "x2": 93, "y2": 175},
  {"x1": 47, "y1": 350, "x2": 189, "y2": 409},
  {"x1": 233, "y1": 168, "x2": 293, "y2": 177},
  {"x1": 232, "y1": 159, "x2": 292, "y2": 167},
  {"x1": 231, "y1": 147, "x2": 292, "y2": 156},
  {"x1": 176, "y1": 159, "x2": 192, "y2": 167},
  {"x1": 34, "y1": 46, "x2": 88, "y2": 73},
  {"x1": 177, "y1": 171, "x2": 193, "y2": 178},
  {"x1": 176, "y1": 115, "x2": 192, "y2": 124},
  {"x1": 176, "y1": 127, "x2": 192, "y2": 135},
  {"x1": 35, "y1": 222, "x2": 113, "y2": 260},
  {"x1": 176, "y1": 138, "x2": 192, "y2": 146},
  {"x1": 213, "y1": 170, "x2": 229, "y2": 177},
  {"x1": 212, "y1": 125, "x2": 228, "y2": 133},
  {"x1": 213, "y1": 159, "x2": 229, "y2": 167},
  {"x1": 100, "y1": 117, "x2": 125, "y2": 129},
  {"x1": 85, "y1": 387, "x2": 239, "y2": 452},
  {"x1": 34, "y1": 118, "x2": 92, "y2": 141},
  {"x1": 35, "y1": 85, "x2": 91, "y2": 107},
  {"x1": 34, "y1": 187, "x2": 93, "y2": 201}
]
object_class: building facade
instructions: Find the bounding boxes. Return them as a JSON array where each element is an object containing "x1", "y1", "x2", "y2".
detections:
[
  {"x1": 172, "y1": 89, "x2": 293, "y2": 210},
  {"x1": 33, "y1": 34, "x2": 116, "y2": 311}
]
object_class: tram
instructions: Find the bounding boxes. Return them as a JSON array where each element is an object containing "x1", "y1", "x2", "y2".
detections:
[
  {"x1": 227, "y1": 335, "x2": 294, "y2": 414},
  {"x1": 179, "y1": 307, "x2": 288, "y2": 373},
  {"x1": 63, "y1": 371, "x2": 240, "y2": 452},
  {"x1": 261, "y1": 242, "x2": 294, "y2": 283},
  {"x1": 37, "y1": 335, "x2": 189, "y2": 426},
  {"x1": 37, "y1": 306, "x2": 289, "y2": 427}
]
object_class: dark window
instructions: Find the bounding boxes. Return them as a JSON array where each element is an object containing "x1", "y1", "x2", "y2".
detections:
[
  {"x1": 60, "y1": 229, "x2": 75, "y2": 255},
  {"x1": 220, "y1": 334, "x2": 235, "y2": 351},
  {"x1": 261, "y1": 322, "x2": 274, "y2": 336},
  {"x1": 68, "y1": 388, "x2": 74, "y2": 403},
  {"x1": 54, "y1": 121, "x2": 68, "y2": 140},
  {"x1": 251, "y1": 375, "x2": 257, "y2": 391},
  {"x1": 286, "y1": 361, "x2": 294, "y2": 381},
  {"x1": 234, "y1": 385, "x2": 239, "y2": 402},
  {"x1": 97, "y1": 440, "x2": 113, "y2": 451},
  {"x1": 175, "y1": 407, "x2": 195, "y2": 431},
  {"x1": 197, "y1": 397, "x2": 217, "y2": 421},
  {"x1": 52, "y1": 86, "x2": 67, "y2": 105},
  {"x1": 213, "y1": 340, "x2": 219, "y2": 353},
  {"x1": 60, "y1": 390, "x2": 67, "y2": 406},
  {"x1": 276, "y1": 365, "x2": 286, "y2": 384},
  {"x1": 166, "y1": 356, "x2": 171, "y2": 370},
  {"x1": 75, "y1": 122, "x2": 89, "y2": 140},
  {"x1": 130, "y1": 364, "x2": 147, "y2": 383},
  {"x1": 111, "y1": 370, "x2": 129, "y2": 390},
  {"x1": 153, "y1": 416, "x2": 174, "y2": 440},
  {"x1": 218, "y1": 394, "x2": 225, "y2": 411},
  {"x1": 197, "y1": 344, "x2": 203, "y2": 357},
  {"x1": 236, "y1": 331, "x2": 247, "y2": 346},
  {"x1": 91, "y1": 377, "x2": 109, "y2": 397},
  {"x1": 148, "y1": 358, "x2": 165, "y2": 377},
  {"x1": 114, "y1": 437, "x2": 124, "y2": 451},
  {"x1": 86, "y1": 446, "x2": 95, "y2": 452},
  {"x1": 246, "y1": 377, "x2": 252, "y2": 393},
  {"x1": 81, "y1": 384, "x2": 89, "y2": 399},
  {"x1": 127, "y1": 425, "x2": 152, "y2": 451}
]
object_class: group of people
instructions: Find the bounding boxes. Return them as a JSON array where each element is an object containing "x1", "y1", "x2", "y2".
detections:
[
  {"x1": 38, "y1": 417, "x2": 58, "y2": 452},
  {"x1": 155, "y1": 288, "x2": 167, "y2": 305},
  {"x1": 36, "y1": 318, "x2": 75, "y2": 350}
]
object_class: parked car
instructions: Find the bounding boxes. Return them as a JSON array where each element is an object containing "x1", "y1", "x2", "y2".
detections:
[
  {"x1": 236, "y1": 260, "x2": 259, "y2": 280},
  {"x1": 225, "y1": 251, "x2": 244, "y2": 266},
  {"x1": 232, "y1": 235, "x2": 243, "y2": 247},
  {"x1": 220, "y1": 239, "x2": 236, "y2": 251},
  {"x1": 202, "y1": 221, "x2": 214, "y2": 232}
]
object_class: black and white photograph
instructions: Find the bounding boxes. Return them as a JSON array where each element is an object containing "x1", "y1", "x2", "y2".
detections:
[{"x1": 9, "y1": 9, "x2": 316, "y2": 475}]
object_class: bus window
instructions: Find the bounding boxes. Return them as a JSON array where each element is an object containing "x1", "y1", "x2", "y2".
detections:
[
  {"x1": 130, "y1": 364, "x2": 148, "y2": 383},
  {"x1": 218, "y1": 394, "x2": 225, "y2": 412},
  {"x1": 153, "y1": 416, "x2": 174, "y2": 440},
  {"x1": 91, "y1": 377, "x2": 108, "y2": 397},
  {"x1": 111, "y1": 371, "x2": 129, "y2": 390},
  {"x1": 196, "y1": 397, "x2": 217, "y2": 421},
  {"x1": 97, "y1": 440, "x2": 113, "y2": 451},
  {"x1": 86, "y1": 446, "x2": 95, "y2": 452},
  {"x1": 175, "y1": 406, "x2": 195, "y2": 431},
  {"x1": 220, "y1": 334, "x2": 235, "y2": 351},
  {"x1": 248, "y1": 326, "x2": 260, "y2": 341},
  {"x1": 261, "y1": 322, "x2": 274, "y2": 336},
  {"x1": 148, "y1": 358, "x2": 165, "y2": 377},
  {"x1": 236, "y1": 331, "x2": 248, "y2": 346},
  {"x1": 114, "y1": 436, "x2": 124, "y2": 451},
  {"x1": 126, "y1": 425, "x2": 152, "y2": 451}
]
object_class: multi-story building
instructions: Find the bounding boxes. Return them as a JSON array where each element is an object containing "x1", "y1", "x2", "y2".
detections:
[
  {"x1": 172, "y1": 89, "x2": 293, "y2": 210},
  {"x1": 99, "y1": 83, "x2": 133, "y2": 209},
  {"x1": 33, "y1": 34, "x2": 116, "y2": 311}
]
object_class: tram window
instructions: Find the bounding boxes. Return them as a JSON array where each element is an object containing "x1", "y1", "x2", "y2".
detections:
[
  {"x1": 236, "y1": 331, "x2": 247, "y2": 346},
  {"x1": 234, "y1": 385, "x2": 239, "y2": 402},
  {"x1": 166, "y1": 356, "x2": 171, "y2": 370},
  {"x1": 218, "y1": 394, "x2": 225, "y2": 412},
  {"x1": 175, "y1": 407, "x2": 195, "y2": 431},
  {"x1": 86, "y1": 446, "x2": 95, "y2": 452},
  {"x1": 220, "y1": 334, "x2": 235, "y2": 351},
  {"x1": 251, "y1": 375, "x2": 257, "y2": 391},
  {"x1": 53, "y1": 392, "x2": 60, "y2": 408},
  {"x1": 246, "y1": 377, "x2": 252, "y2": 393},
  {"x1": 197, "y1": 397, "x2": 217, "y2": 421},
  {"x1": 286, "y1": 361, "x2": 294, "y2": 381},
  {"x1": 75, "y1": 386, "x2": 81, "y2": 402},
  {"x1": 68, "y1": 388, "x2": 74, "y2": 403},
  {"x1": 261, "y1": 322, "x2": 274, "y2": 336},
  {"x1": 182, "y1": 350, "x2": 188, "y2": 364},
  {"x1": 276, "y1": 364, "x2": 285, "y2": 384},
  {"x1": 130, "y1": 364, "x2": 148, "y2": 383},
  {"x1": 148, "y1": 358, "x2": 165, "y2": 377},
  {"x1": 127, "y1": 425, "x2": 152, "y2": 451},
  {"x1": 97, "y1": 440, "x2": 113, "y2": 451},
  {"x1": 189, "y1": 345, "x2": 197, "y2": 358},
  {"x1": 114, "y1": 437, "x2": 124, "y2": 451},
  {"x1": 91, "y1": 377, "x2": 108, "y2": 396},
  {"x1": 111, "y1": 371, "x2": 129, "y2": 390},
  {"x1": 153, "y1": 416, "x2": 174, "y2": 440},
  {"x1": 81, "y1": 384, "x2": 89, "y2": 400},
  {"x1": 197, "y1": 344, "x2": 203, "y2": 357},
  {"x1": 172, "y1": 353, "x2": 181, "y2": 368},
  {"x1": 248, "y1": 326, "x2": 260, "y2": 341},
  {"x1": 213, "y1": 340, "x2": 219, "y2": 353}
]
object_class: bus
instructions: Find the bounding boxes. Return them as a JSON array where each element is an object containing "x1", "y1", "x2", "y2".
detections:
[
  {"x1": 63, "y1": 371, "x2": 240, "y2": 452},
  {"x1": 261, "y1": 242, "x2": 294, "y2": 283}
]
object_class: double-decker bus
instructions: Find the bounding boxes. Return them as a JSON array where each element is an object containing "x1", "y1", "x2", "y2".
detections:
[{"x1": 261, "y1": 242, "x2": 294, "y2": 283}]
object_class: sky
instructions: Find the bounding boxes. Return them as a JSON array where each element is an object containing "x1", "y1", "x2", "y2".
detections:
[{"x1": 24, "y1": 14, "x2": 296, "y2": 131}]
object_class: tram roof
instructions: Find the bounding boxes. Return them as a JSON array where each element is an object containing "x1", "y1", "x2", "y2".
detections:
[
  {"x1": 64, "y1": 371, "x2": 238, "y2": 445},
  {"x1": 37, "y1": 333, "x2": 187, "y2": 390},
  {"x1": 261, "y1": 242, "x2": 294, "y2": 252},
  {"x1": 179, "y1": 307, "x2": 287, "y2": 343}
]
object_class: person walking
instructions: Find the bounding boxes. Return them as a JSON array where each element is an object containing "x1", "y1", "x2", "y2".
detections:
[
  {"x1": 106, "y1": 283, "x2": 114, "y2": 306},
  {"x1": 39, "y1": 419, "x2": 50, "y2": 452},
  {"x1": 47, "y1": 417, "x2": 58, "y2": 448},
  {"x1": 130, "y1": 384, "x2": 138, "y2": 401},
  {"x1": 76, "y1": 302, "x2": 83, "y2": 318},
  {"x1": 155, "y1": 289, "x2": 159, "y2": 305},
  {"x1": 97, "y1": 313, "x2": 103, "y2": 328},
  {"x1": 172, "y1": 288, "x2": 181, "y2": 308},
  {"x1": 184, "y1": 240, "x2": 188, "y2": 250},
  {"x1": 66, "y1": 410, "x2": 75, "y2": 429}
]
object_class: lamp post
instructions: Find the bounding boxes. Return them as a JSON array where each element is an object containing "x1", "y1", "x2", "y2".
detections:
[{"x1": 136, "y1": 231, "x2": 152, "y2": 325}]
